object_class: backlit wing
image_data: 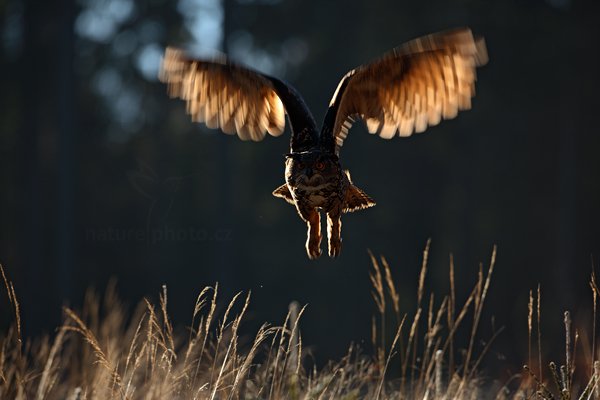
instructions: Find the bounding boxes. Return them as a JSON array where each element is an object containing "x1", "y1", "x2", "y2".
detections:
[
  {"x1": 160, "y1": 47, "x2": 317, "y2": 143},
  {"x1": 325, "y1": 28, "x2": 488, "y2": 152}
]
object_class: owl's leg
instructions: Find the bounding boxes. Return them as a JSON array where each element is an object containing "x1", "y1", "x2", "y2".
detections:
[
  {"x1": 326, "y1": 211, "x2": 342, "y2": 258},
  {"x1": 298, "y1": 207, "x2": 322, "y2": 259},
  {"x1": 306, "y1": 210, "x2": 322, "y2": 259}
]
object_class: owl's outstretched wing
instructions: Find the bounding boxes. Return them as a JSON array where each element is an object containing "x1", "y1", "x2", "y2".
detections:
[
  {"x1": 160, "y1": 47, "x2": 317, "y2": 147},
  {"x1": 322, "y1": 28, "x2": 488, "y2": 153}
]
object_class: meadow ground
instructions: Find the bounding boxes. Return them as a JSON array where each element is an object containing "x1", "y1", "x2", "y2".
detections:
[{"x1": 1, "y1": 244, "x2": 599, "y2": 400}]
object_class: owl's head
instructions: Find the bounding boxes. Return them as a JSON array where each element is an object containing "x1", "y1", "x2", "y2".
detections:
[{"x1": 285, "y1": 151, "x2": 340, "y2": 186}]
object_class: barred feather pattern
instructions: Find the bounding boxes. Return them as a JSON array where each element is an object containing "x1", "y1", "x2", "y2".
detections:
[
  {"x1": 159, "y1": 48, "x2": 286, "y2": 142},
  {"x1": 328, "y1": 28, "x2": 488, "y2": 151}
]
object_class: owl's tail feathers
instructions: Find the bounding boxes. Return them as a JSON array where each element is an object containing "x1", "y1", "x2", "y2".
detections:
[
  {"x1": 272, "y1": 184, "x2": 295, "y2": 205},
  {"x1": 343, "y1": 171, "x2": 376, "y2": 213}
]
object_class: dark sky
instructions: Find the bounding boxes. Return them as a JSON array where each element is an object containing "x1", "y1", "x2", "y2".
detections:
[{"x1": 1, "y1": 0, "x2": 599, "y2": 374}]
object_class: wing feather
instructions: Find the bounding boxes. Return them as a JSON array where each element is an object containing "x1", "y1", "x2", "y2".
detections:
[
  {"x1": 326, "y1": 28, "x2": 488, "y2": 151},
  {"x1": 160, "y1": 47, "x2": 303, "y2": 142},
  {"x1": 266, "y1": 91, "x2": 286, "y2": 136}
]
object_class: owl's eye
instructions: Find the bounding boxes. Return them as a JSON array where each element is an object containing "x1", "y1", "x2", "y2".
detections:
[
  {"x1": 297, "y1": 162, "x2": 306, "y2": 169},
  {"x1": 314, "y1": 161, "x2": 326, "y2": 171}
]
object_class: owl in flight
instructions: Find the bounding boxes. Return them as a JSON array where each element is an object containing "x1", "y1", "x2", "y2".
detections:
[{"x1": 160, "y1": 28, "x2": 488, "y2": 259}]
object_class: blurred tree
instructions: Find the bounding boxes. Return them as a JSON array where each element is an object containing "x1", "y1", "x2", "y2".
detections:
[
  {"x1": 17, "y1": 0, "x2": 55, "y2": 332},
  {"x1": 57, "y1": 0, "x2": 76, "y2": 312}
]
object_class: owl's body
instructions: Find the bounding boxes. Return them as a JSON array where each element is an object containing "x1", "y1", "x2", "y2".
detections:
[
  {"x1": 160, "y1": 28, "x2": 488, "y2": 259},
  {"x1": 271, "y1": 148, "x2": 373, "y2": 258},
  {"x1": 286, "y1": 155, "x2": 345, "y2": 212}
]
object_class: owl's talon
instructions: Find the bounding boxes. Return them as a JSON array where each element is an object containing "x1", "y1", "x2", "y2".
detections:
[
  {"x1": 328, "y1": 238, "x2": 342, "y2": 258},
  {"x1": 306, "y1": 239, "x2": 322, "y2": 259}
]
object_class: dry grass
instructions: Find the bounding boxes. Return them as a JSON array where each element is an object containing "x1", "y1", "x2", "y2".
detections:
[
  {"x1": 0, "y1": 244, "x2": 599, "y2": 400},
  {"x1": 516, "y1": 272, "x2": 600, "y2": 400}
]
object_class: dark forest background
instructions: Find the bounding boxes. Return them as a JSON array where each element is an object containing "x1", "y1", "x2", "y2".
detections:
[{"x1": 1, "y1": 0, "x2": 599, "y2": 375}]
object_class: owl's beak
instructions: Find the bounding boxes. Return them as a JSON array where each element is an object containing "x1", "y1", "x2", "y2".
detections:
[{"x1": 305, "y1": 167, "x2": 313, "y2": 177}]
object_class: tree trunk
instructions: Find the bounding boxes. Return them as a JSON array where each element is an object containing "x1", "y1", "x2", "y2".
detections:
[{"x1": 56, "y1": 0, "x2": 76, "y2": 307}]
